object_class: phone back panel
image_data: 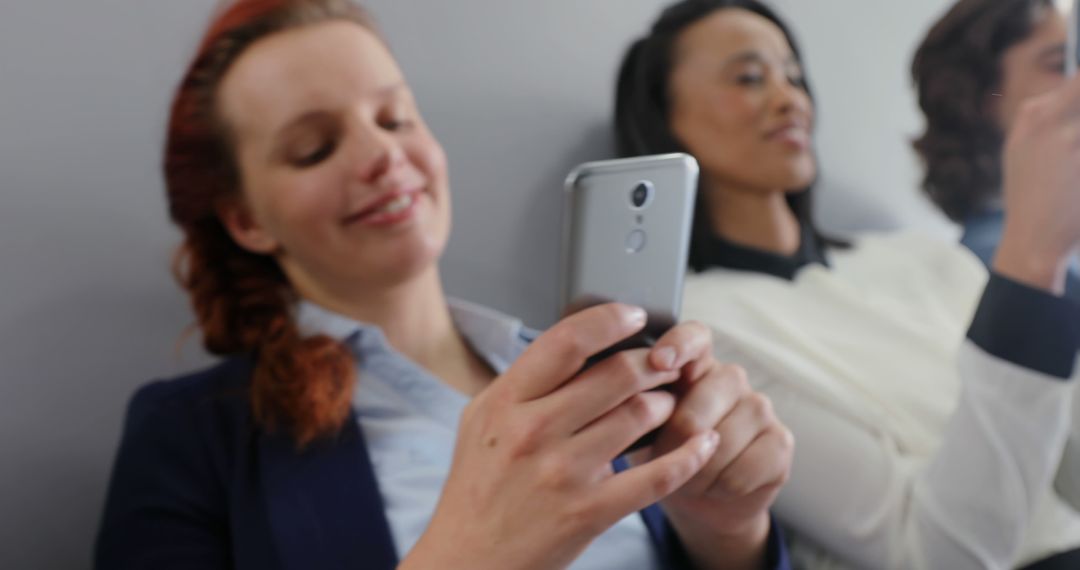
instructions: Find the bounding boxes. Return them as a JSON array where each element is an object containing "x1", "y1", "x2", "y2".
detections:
[{"x1": 560, "y1": 154, "x2": 699, "y2": 335}]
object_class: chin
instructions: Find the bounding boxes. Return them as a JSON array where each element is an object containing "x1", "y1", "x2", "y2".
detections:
[
  {"x1": 394, "y1": 235, "x2": 446, "y2": 276},
  {"x1": 778, "y1": 161, "x2": 817, "y2": 191}
]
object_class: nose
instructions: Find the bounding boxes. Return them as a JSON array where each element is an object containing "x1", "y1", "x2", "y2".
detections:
[
  {"x1": 350, "y1": 123, "x2": 405, "y2": 185},
  {"x1": 770, "y1": 74, "x2": 812, "y2": 120}
]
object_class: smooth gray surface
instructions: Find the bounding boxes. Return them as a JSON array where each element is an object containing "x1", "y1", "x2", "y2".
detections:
[{"x1": 1, "y1": 1, "x2": 951, "y2": 568}]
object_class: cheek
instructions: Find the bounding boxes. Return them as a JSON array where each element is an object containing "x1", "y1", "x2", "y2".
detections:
[
  {"x1": 256, "y1": 172, "x2": 342, "y2": 240},
  {"x1": 409, "y1": 133, "x2": 449, "y2": 193},
  {"x1": 689, "y1": 93, "x2": 763, "y2": 171},
  {"x1": 676, "y1": 90, "x2": 755, "y2": 153},
  {"x1": 708, "y1": 92, "x2": 761, "y2": 142}
]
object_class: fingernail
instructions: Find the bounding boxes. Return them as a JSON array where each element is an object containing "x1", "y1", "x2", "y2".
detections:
[
  {"x1": 624, "y1": 306, "x2": 647, "y2": 327},
  {"x1": 654, "y1": 347, "x2": 678, "y2": 370},
  {"x1": 704, "y1": 431, "x2": 720, "y2": 452}
]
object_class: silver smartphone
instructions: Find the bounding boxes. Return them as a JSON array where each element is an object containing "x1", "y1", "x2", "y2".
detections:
[
  {"x1": 560, "y1": 153, "x2": 699, "y2": 351},
  {"x1": 1069, "y1": 0, "x2": 1079, "y2": 77}
]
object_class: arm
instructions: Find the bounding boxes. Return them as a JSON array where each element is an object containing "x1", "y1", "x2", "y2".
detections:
[
  {"x1": 94, "y1": 382, "x2": 231, "y2": 570},
  {"x1": 738, "y1": 282, "x2": 1075, "y2": 570},
  {"x1": 991, "y1": 71, "x2": 1080, "y2": 515}
]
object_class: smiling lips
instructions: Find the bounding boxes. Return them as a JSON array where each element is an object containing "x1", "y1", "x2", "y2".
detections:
[
  {"x1": 765, "y1": 121, "x2": 811, "y2": 150},
  {"x1": 344, "y1": 188, "x2": 422, "y2": 227}
]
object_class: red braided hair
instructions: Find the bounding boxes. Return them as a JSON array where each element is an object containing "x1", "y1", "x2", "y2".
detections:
[{"x1": 165, "y1": 0, "x2": 378, "y2": 446}]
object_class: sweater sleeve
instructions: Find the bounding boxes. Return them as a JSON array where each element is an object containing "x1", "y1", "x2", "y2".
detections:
[{"x1": 722, "y1": 272, "x2": 1078, "y2": 570}]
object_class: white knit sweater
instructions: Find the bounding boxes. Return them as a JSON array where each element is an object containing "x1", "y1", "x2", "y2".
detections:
[{"x1": 683, "y1": 232, "x2": 1080, "y2": 570}]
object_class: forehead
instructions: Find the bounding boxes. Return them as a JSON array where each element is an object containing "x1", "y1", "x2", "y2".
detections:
[
  {"x1": 218, "y1": 20, "x2": 403, "y2": 139},
  {"x1": 1020, "y1": 7, "x2": 1067, "y2": 48},
  {"x1": 675, "y1": 8, "x2": 795, "y2": 64}
]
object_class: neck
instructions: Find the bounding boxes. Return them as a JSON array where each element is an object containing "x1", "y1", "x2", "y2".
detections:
[
  {"x1": 706, "y1": 181, "x2": 802, "y2": 256},
  {"x1": 296, "y1": 266, "x2": 463, "y2": 371}
]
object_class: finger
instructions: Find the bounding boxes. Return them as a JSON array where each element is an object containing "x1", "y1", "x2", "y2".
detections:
[
  {"x1": 650, "y1": 364, "x2": 749, "y2": 456},
  {"x1": 709, "y1": 427, "x2": 793, "y2": 498},
  {"x1": 565, "y1": 391, "x2": 676, "y2": 462},
  {"x1": 506, "y1": 304, "x2": 647, "y2": 401},
  {"x1": 591, "y1": 431, "x2": 720, "y2": 525},
  {"x1": 648, "y1": 321, "x2": 712, "y2": 373},
  {"x1": 1034, "y1": 72, "x2": 1080, "y2": 122},
  {"x1": 532, "y1": 348, "x2": 680, "y2": 435},
  {"x1": 699, "y1": 393, "x2": 778, "y2": 479},
  {"x1": 1061, "y1": 72, "x2": 1080, "y2": 116}
]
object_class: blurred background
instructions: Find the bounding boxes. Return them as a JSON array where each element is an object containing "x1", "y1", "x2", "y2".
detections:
[{"x1": 0, "y1": 0, "x2": 1026, "y2": 567}]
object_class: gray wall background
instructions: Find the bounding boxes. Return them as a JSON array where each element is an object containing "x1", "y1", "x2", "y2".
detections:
[{"x1": 1, "y1": 1, "x2": 954, "y2": 567}]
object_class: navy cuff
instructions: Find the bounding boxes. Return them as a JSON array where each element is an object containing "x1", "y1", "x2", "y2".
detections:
[
  {"x1": 967, "y1": 272, "x2": 1080, "y2": 379},
  {"x1": 764, "y1": 517, "x2": 791, "y2": 570}
]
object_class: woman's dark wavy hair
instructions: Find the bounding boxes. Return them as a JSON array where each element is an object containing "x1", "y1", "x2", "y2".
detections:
[
  {"x1": 912, "y1": 0, "x2": 1055, "y2": 222},
  {"x1": 615, "y1": 0, "x2": 843, "y2": 271}
]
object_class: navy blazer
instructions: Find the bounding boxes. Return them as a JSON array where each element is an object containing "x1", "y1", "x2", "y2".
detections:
[{"x1": 95, "y1": 356, "x2": 789, "y2": 569}]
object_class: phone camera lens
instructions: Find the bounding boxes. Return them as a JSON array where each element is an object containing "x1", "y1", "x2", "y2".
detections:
[{"x1": 631, "y1": 181, "x2": 653, "y2": 209}]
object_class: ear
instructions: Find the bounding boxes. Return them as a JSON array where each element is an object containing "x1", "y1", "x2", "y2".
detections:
[{"x1": 216, "y1": 197, "x2": 280, "y2": 255}]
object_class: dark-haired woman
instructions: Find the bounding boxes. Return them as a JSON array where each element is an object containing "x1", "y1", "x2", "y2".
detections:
[
  {"x1": 94, "y1": 1, "x2": 798, "y2": 569},
  {"x1": 913, "y1": 0, "x2": 1080, "y2": 303},
  {"x1": 616, "y1": 1, "x2": 1080, "y2": 568}
]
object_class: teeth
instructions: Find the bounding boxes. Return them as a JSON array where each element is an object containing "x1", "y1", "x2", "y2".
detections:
[{"x1": 377, "y1": 194, "x2": 413, "y2": 215}]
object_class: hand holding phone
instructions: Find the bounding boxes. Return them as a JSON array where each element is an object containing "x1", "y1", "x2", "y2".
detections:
[{"x1": 560, "y1": 153, "x2": 699, "y2": 449}]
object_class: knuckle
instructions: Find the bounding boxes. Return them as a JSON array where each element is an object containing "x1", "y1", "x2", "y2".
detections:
[
  {"x1": 651, "y1": 462, "x2": 688, "y2": 497},
  {"x1": 730, "y1": 364, "x2": 750, "y2": 385},
  {"x1": 670, "y1": 409, "x2": 708, "y2": 437},
  {"x1": 746, "y1": 392, "x2": 775, "y2": 422},
  {"x1": 624, "y1": 393, "x2": 660, "y2": 426},
  {"x1": 506, "y1": 415, "x2": 549, "y2": 459},
  {"x1": 686, "y1": 320, "x2": 713, "y2": 343},
  {"x1": 610, "y1": 352, "x2": 646, "y2": 390},
  {"x1": 721, "y1": 364, "x2": 751, "y2": 393},
  {"x1": 778, "y1": 425, "x2": 796, "y2": 452},
  {"x1": 560, "y1": 498, "x2": 606, "y2": 537},
  {"x1": 721, "y1": 473, "x2": 753, "y2": 496},
  {"x1": 536, "y1": 454, "x2": 575, "y2": 491},
  {"x1": 609, "y1": 350, "x2": 637, "y2": 373},
  {"x1": 547, "y1": 325, "x2": 588, "y2": 361}
]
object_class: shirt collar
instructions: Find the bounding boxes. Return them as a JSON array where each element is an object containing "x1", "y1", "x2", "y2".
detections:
[
  {"x1": 693, "y1": 224, "x2": 828, "y2": 280},
  {"x1": 294, "y1": 298, "x2": 532, "y2": 374}
]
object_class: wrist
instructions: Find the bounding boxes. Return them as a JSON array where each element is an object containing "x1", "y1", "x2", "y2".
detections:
[
  {"x1": 665, "y1": 509, "x2": 770, "y2": 570},
  {"x1": 993, "y1": 229, "x2": 1070, "y2": 296}
]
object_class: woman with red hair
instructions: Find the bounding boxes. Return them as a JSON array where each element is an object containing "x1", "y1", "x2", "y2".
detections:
[{"x1": 94, "y1": 1, "x2": 795, "y2": 569}]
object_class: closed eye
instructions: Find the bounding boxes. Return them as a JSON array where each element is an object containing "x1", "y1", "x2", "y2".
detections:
[
  {"x1": 736, "y1": 73, "x2": 766, "y2": 86},
  {"x1": 292, "y1": 139, "x2": 337, "y2": 168},
  {"x1": 378, "y1": 116, "x2": 414, "y2": 131}
]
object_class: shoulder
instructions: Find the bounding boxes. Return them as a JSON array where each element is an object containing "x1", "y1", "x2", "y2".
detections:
[
  {"x1": 844, "y1": 230, "x2": 969, "y2": 262},
  {"x1": 123, "y1": 356, "x2": 256, "y2": 445},
  {"x1": 97, "y1": 356, "x2": 258, "y2": 567},
  {"x1": 841, "y1": 230, "x2": 987, "y2": 285}
]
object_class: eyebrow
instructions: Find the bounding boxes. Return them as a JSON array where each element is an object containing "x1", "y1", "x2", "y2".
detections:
[
  {"x1": 719, "y1": 50, "x2": 798, "y2": 69},
  {"x1": 272, "y1": 81, "x2": 408, "y2": 138},
  {"x1": 1037, "y1": 43, "x2": 1066, "y2": 60}
]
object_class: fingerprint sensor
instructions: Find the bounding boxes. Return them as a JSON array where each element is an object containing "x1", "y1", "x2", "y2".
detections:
[{"x1": 625, "y1": 229, "x2": 647, "y2": 253}]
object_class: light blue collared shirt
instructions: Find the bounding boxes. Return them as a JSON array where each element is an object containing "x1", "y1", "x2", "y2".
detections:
[{"x1": 296, "y1": 299, "x2": 662, "y2": 570}]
